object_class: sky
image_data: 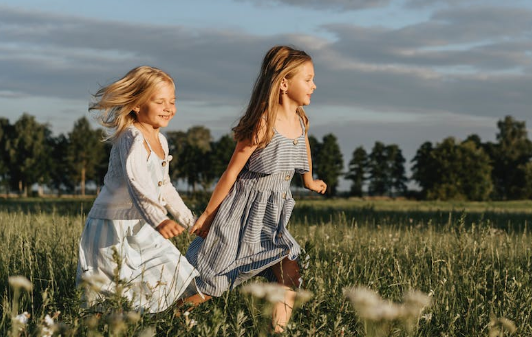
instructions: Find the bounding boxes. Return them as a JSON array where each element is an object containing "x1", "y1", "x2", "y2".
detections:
[{"x1": 1, "y1": 0, "x2": 532, "y2": 190}]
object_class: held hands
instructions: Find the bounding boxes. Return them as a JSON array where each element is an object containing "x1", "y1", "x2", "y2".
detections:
[
  {"x1": 190, "y1": 212, "x2": 214, "y2": 239},
  {"x1": 306, "y1": 179, "x2": 327, "y2": 194},
  {"x1": 156, "y1": 219, "x2": 185, "y2": 239}
]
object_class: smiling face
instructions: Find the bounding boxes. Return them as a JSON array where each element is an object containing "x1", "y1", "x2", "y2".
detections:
[
  {"x1": 135, "y1": 81, "x2": 176, "y2": 129},
  {"x1": 285, "y1": 61, "x2": 316, "y2": 106}
]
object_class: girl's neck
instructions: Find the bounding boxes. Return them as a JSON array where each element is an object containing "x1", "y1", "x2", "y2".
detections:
[
  {"x1": 275, "y1": 104, "x2": 298, "y2": 122},
  {"x1": 136, "y1": 122, "x2": 160, "y2": 138}
]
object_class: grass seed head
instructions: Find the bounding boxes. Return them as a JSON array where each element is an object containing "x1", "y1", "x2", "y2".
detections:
[{"x1": 8, "y1": 276, "x2": 33, "y2": 292}]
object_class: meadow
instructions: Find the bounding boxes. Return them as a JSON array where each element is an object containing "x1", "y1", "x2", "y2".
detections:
[{"x1": 1, "y1": 197, "x2": 531, "y2": 336}]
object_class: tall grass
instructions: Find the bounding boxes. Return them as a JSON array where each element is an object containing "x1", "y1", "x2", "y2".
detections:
[{"x1": 1, "y1": 198, "x2": 530, "y2": 336}]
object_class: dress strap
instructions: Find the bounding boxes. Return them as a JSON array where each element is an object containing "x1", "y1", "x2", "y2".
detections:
[{"x1": 298, "y1": 116, "x2": 306, "y2": 136}]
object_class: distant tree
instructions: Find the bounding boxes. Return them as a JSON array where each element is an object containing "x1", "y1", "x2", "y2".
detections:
[
  {"x1": 8, "y1": 113, "x2": 50, "y2": 196},
  {"x1": 166, "y1": 130, "x2": 187, "y2": 184},
  {"x1": 464, "y1": 134, "x2": 482, "y2": 148},
  {"x1": 345, "y1": 146, "x2": 367, "y2": 197},
  {"x1": 386, "y1": 144, "x2": 408, "y2": 196},
  {"x1": 0, "y1": 118, "x2": 12, "y2": 194},
  {"x1": 368, "y1": 141, "x2": 388, "y2": 196},
  {"x1": 210, "y1": 134, "x2": 235, "y2": 178},
  {"x1": 458, "y1": 139, "x2": 493, "y2": 201},
  {"x1": 93, "y1": 130, "x2": 112, "y2": 193},
  {"x1": 47, "y1": 134, "x2": 75, "y2": 195},
  {"x1": 426, "y1": 138, "x2": 462, "y2": 200},
  {"x1": 519, "y1": 162, "x2": 532, "y2": 199},
  {"x1": 314, "y1": 134, "x2": 343, "y2": 197},
  {"x1": 308, "y1": 134, "x2": 320, "y2": 178},
  {"x1": 68, "y1": 117, "x2": 106, "y2": 196},
  {"x1": 167, "y1": 126, "x2": 213, "y2": 193},
  {"x1": 411, "y1": 141, "x2": 436, "y2": 199},
  {"x1": 488, "y1": 116, "x2": 532, "y2": 200},
  {"x1": 425, "y1": 137, "x2": 492, "y2": 201}
]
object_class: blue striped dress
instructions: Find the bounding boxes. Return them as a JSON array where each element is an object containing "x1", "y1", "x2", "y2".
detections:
[{"x1": 186, "y1": 118, "x2": 309, "y2": 296}]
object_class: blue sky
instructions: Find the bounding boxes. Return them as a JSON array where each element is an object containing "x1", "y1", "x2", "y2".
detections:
[{"x1": 1, "y1": 0, "x2": 532, "y2": 189}]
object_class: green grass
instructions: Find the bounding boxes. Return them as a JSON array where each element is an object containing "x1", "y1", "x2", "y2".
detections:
[{"x1": 1, "y1": 198, "x2": 531, "y2": 336}]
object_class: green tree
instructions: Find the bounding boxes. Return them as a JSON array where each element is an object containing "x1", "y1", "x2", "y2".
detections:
[
  {"x1": 308, "y1": 134, "x2": 320, "y2": 177},
  {"x1": 519, "y1": 162, "x2": 532, "y2": 199},
  {"x1": 345, "y1": 146, "x2": 367, "y2": 197},
  {"x1": 166, "y1": 130, "x2": 187, "y2": 184},
  {"x1": 210, "y1": 134, "x2": 236, "y2": 178},
  {"x1": 8, "y1": 114, "x2": 51, "y2": 196},
  {"x1": 68, "y1": 117, "x2": 105, "y2": 196},
  {"x1": 314, "y1": 134, "x2": 343, "y2": 197},
  {"x1": 368, "y1": 141, "x2": 388, "y2": 196},
  {"x1": 47, "y1": 134, "x2": 75, "y2": 195},
  {"x1": 458, "y1": 139, "x2": 493, "y2": 201},
  {"x1": 0, "y1": 118, "x2": 12, "y2": 195},
  {"x1": 94, "y1": 135, "x2": 112, "y2": 193},
  {"x1": 489, "y1": 116, "x2": 532, "y2": 200},
  {"x1": 411, "y1": 141, "x2": 436, "y2": 199},
  {"x1": 425, "y1": 137, "x2": 492, "y2": 201},
  {"x1": 167, "y1": 126, "x2": 213, "y2": 193},
  {"x1": 386, "y1": 144, "x2": 408, "y2": 197}
]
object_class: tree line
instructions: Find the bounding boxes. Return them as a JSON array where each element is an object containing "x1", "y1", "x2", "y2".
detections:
[{"x1": 1, "y1": 113, "x2": 531, "y2": 201}]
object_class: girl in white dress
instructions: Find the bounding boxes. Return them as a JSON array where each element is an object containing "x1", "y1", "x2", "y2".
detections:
[{"x1": 76, "y1": 66, "x2": 199, "y2": 313}]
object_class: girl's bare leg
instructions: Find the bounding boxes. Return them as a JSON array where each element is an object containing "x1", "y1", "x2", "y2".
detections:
[
  {"x1": 271, "y1": 257, "x2": 301, "y2": 333},
  {"x1": 175, "y1": 294, "x2": 212, "y2": 315}
]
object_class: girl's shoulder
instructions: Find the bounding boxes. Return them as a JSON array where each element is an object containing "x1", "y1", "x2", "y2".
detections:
[{"x1": 114, "y1": 125, "x2": 144, "y2": 148}]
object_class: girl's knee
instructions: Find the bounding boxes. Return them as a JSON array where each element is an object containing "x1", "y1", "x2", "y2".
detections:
[{"x1": 273, "y1": 260, "x2": 301, "y2": 288}]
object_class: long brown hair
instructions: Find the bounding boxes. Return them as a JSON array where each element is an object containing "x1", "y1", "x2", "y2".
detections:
[
  {"x1": 89, "y1": 66, "x2": 175, "y2": 141},
  {"x1": 232, "y1": 46, "x2": 311, "y2": 147}
]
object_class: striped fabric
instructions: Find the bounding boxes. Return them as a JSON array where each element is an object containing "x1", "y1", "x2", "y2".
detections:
[
  {"x1": 77, "y1": 140, "x2": 199, "y2": 313},
  {"x1": 186, "y1": 118, "x2": 309, "y2": 297}
]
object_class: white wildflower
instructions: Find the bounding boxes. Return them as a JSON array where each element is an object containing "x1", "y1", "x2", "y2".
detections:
[
  {"x1": 403, "y1": 290, "x2": 431, "y2": 318},
  {"x1": 138, "y1": 327, "x2": 157, "y2": 337},
  {"x1": 489, "y1": 314, "x2": 517, "y2": 337},
  {"x1": 41, "y1": 326, "x2": 53, "y2": 337},
  {"x1": 126, "y1": 311, "x2": 141, "y2": 323},
  {"x1": 421, "y1": 313, "x2": 432, "y2": 321},
  {"x1": 294, "y1": 289, "x2": 313, "y2": 307},
  {"x1": 9, "y1": 276, "x2": 33, "y2": 291},
  {"x1": 81, "y1": 273, "x2": 107, "y2": 292},
  {"x1": 344, "y1": 286, "x2": 431, "y2": 323},
  {"x1": 14, "y1": 312, "x2": 30, "y2": 325},
  {"x1": 44, "y1": 314, "x2": 54, "y2": 327},
  {"x1": 241, "y1": 282, "x2": 286, "y2": 303},
  {"x1": 302, "y1": 254, "x2": 311, "y2": 269},
  {"x1": 41, "y1": 314, "x2": 56, "y2": 337}
]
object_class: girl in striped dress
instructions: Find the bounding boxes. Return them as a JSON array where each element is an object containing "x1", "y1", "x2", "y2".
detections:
[
  {"x1": 185, "y1": 45, "x2": 327, "y2": 332},
  {"x1": 76, "y1": 66, "x2": 199, "y2": 313}
]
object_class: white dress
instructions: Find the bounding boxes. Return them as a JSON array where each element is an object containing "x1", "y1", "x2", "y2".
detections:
[{"x1": 76, "y1": 127, "x2": 199, "y2": 313}]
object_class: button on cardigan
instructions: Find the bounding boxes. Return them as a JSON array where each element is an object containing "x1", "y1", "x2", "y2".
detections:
[{"x1": 88, "y1": 126, "x2": 194, "y2": 229}]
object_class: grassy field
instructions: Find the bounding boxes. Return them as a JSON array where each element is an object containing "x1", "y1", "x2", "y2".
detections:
[{"x1": 1, "y1": 197, "x2": 531, "y2": 336}]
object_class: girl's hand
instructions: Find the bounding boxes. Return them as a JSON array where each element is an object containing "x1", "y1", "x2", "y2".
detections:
[
  {"x1": 156, "y1": 219, "x2": 185, "y2": 239},
  {"x1": 306, "y1": 179, "x2": 327, "y2": 194},
  {"x1": 190, "y1": 212, "x2": 214, "y2": 239}
]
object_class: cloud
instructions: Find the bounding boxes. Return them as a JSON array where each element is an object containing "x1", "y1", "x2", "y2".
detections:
[
  {"x1": 0, "y1": 3, "x2": 531, "y2": 138},
  {"x1": 235, "y1": 0, "x2": 392, "y2": 11},
  {"x1": 321, "y1": 6, "x2": 532, "y2": 70}
]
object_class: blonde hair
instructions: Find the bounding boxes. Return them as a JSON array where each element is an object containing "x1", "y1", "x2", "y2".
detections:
[
  {"x1": 232, "y1": 45, "x2": 311, "y2": 148},
  {"x1": 90, "y1": 66, "x2": 175, "y2": 141}
]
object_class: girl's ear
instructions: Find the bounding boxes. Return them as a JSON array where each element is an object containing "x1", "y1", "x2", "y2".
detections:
[
  {"x1": 132, "y1": 106, "x2": 140, "y2": 113},
  {"x1": 280, "y1": 78, "x2": 288, "y2": 92}
]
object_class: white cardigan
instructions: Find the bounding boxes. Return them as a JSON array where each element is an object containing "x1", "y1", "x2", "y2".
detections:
[{"x1": 88, "y1": 126, "x2": 195, "y2": 229}]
